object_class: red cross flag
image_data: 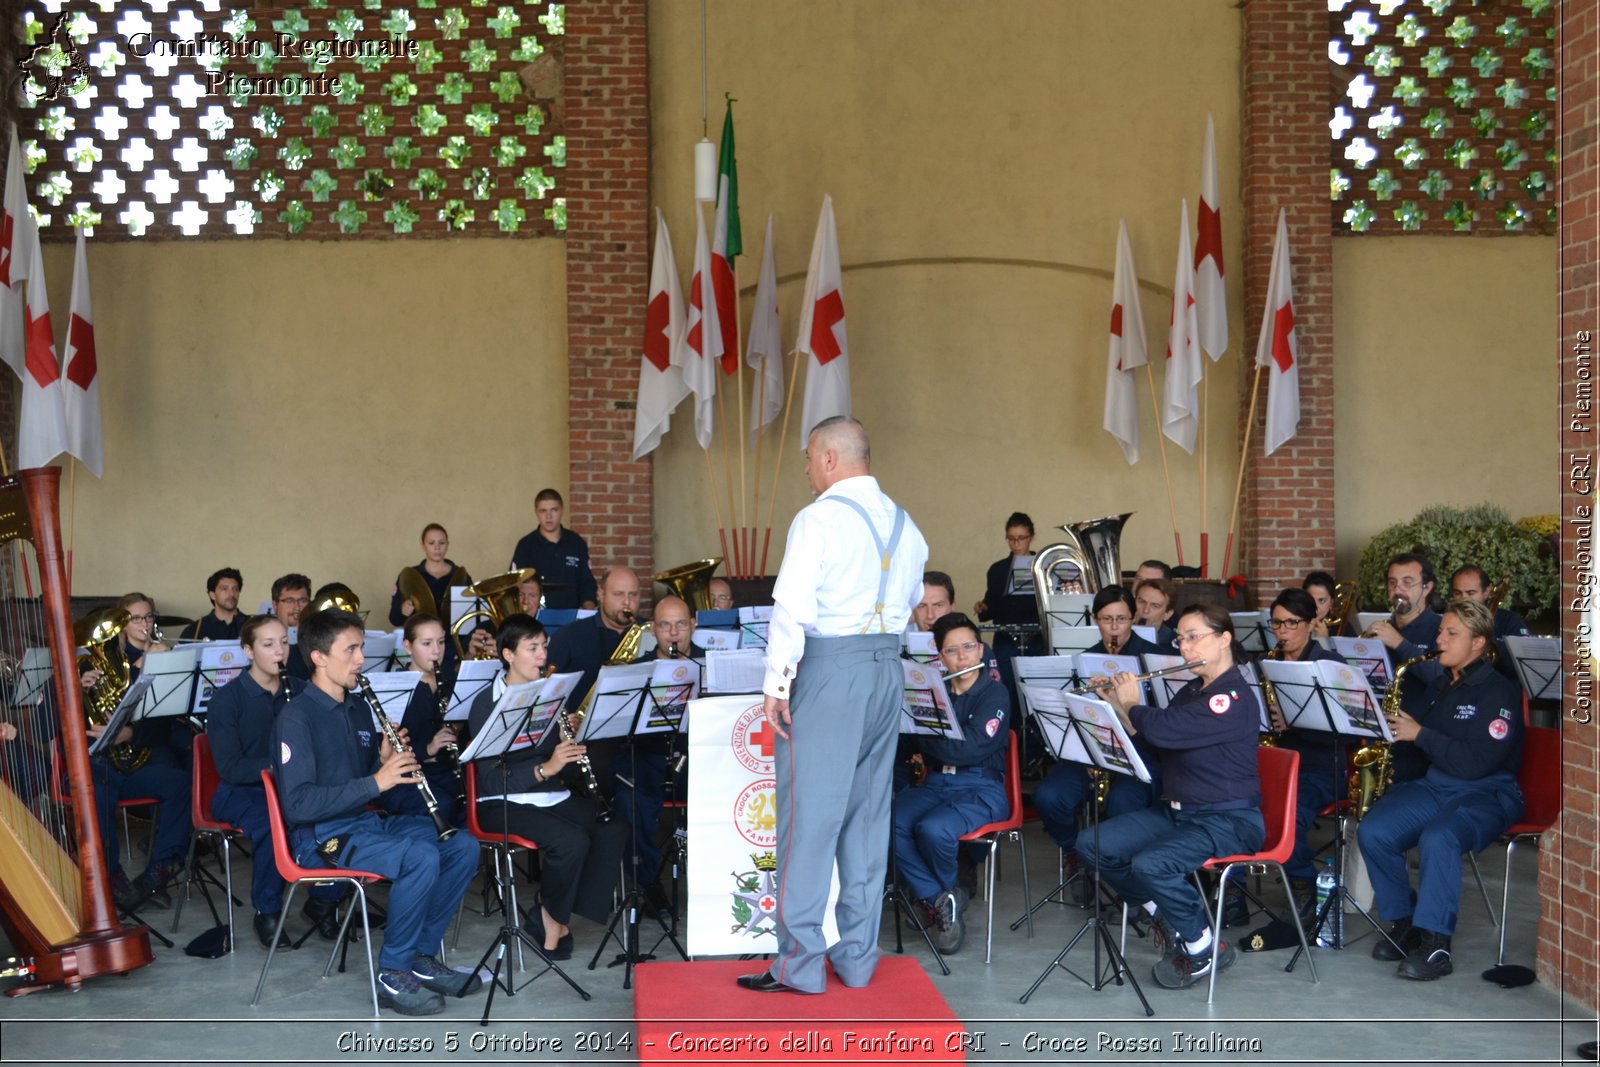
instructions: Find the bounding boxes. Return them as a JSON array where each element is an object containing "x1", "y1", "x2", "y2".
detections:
[
  {"x1": 0, "y1": 127, "x2": 36, "y2": 377},
  {"x1": 795, "y1": 195, "x2": 850, "y2": 444},
  {"x1": 1104, "y1": 219, "x2": 1148, "y2": 465},
  {"x1": 17, "y1": 228, "x2": 67, "y2": 471},
  {"x1": 632, "y1": 209, "x2": 689, "y2": 461},
  {"x1": 1194, "y1": 114, "x2": 1228, "y2": 363},
  {"x1": 1255, "y1": 209, "x2": 1300, "y2": 455},
  {"x1": 1162, "y1": 200, "x2": 1203, "y2": 454},
  {"x1": 684, "y1": 203, "x2": 720, "y2": 449},
  {"x1": 64, "y1": 229, "x2": 103, "y2": 477}
]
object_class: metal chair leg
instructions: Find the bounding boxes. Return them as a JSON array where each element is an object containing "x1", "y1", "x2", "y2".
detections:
[{"x1": 1467, "y1": 852, "x2": 1497, "y2": 926}]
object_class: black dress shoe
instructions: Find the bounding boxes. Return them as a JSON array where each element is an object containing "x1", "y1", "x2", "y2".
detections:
[
  {"x1": 548, "y1": 933, "x2": 573, "y2": 961},
  {"x1": 736, "y1": 971, "x2": 813, "y2": 994},
  {"x1": 302, "y1": 898, "x2": 343, "y2": 941},
  {"x1": 254, "y1": 912, "x2": 292, "y2": 950}
]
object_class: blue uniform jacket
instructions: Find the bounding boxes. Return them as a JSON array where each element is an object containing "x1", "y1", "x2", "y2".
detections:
[
  {"x1": 548, "y1": 614, "x2": 624, "y2": 711},
  {"x1": 1128, "y1": 664, "x2": 1260, "y2": 807},
  {"x1": 978, "y1": 556, "x2": 1038, "y2": 628},
  {"x1": 208, "y1": 671, "x2": 300, "y2": 787},
  {"x1": 510, "y1": 527, "x2": 596, "y2": 609},
  {"x1": 1086, "y1": 633, "x2": 1163, "y2": 659},
  {"x1": 271, "y1": 684, "x2": 389, "y2": 846},
  {"x1": 920, "y1": 672, "x2": 1010, "y2": 774},
  {"x1": 387, "y1": 560, "x2": 473, "y2": 627},
  {"x1": 1392, "y1": 658, "x2": 1523, "y2": 785},
  {"x1": 1391, "y1": 607, "x2": 1442, "y2": 664}
]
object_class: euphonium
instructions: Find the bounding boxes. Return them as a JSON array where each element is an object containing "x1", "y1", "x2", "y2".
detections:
[
  {"x1": 652, "y1": 558, "x2": 724, "y2": 613},
  {"x1": 1351, "y1": 649, "x2": 1440, "y2": 819},
  {"x1": 74, "y1": 608, "x2": 150, "y2": 774},
  {"x1": 449, "y1": 568, "x2": 534, "y2": 658}
]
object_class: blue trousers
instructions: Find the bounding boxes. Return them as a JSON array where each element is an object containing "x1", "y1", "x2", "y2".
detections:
[
  {"x1": 1077, "y1": 804, "x2": 1265, "y2": 942},
  {"x1": 1357, "y1": 775, "x2": 1523, "y2": 936},
  {"x1": 892, "y1": 773, "x2": 1008, "y2": 902},
  {"x1": 1285, "y1": 766, "x2": 1342, "y2": 881},
  {"x1": 302, "y1": 813, "x2": 480, "y2": 972},
  {"x1": 212, "y1": 782, "x2": 283, "y2": 914},
  {"x1": 613, "y1": 748, "x2": 681, "y2": 885},
  {"x1": 91, "y1": 754, "x2": 191, "y2": 876},
  {"x1": 1034, "y1": 761, "x2": 1159, "y2": 852}
]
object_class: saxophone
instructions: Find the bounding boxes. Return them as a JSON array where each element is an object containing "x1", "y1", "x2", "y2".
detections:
[
  {"x1": 1258, "y1": 646, "x2": 1285, "y2": 748},
  {"x1": 564, "y1": 613, "x2": 648, "y2": 823},
  {"x1": 1351, "y1": 649, "x2": 1440, "y2": 819}
]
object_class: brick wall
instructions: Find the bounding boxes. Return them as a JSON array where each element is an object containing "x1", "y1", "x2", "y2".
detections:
[
  {"x1": 1239, "y1": 0, "x2": 1337, "y2": 595},
  {"x1": 563, "y1": 1, "x2": 654, "y2": 584},
  {"x1": 1541, "y1": 0, "x2": 1599, "y2": 1009}
]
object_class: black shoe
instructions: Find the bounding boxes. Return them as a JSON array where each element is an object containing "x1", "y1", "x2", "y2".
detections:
[
  {"x1": 144, "y1": 862, "x2": 180, "y2": 909},
  {"x1": 1372, "y1": 918, "x2": 1420, "y2": 962},
  {"x1": 1150, "y1": 914, "x2": 1183, "y2": 960},
  {"x1": 1152, "y1": 938, "x2": 1236, "y2": 989},
  {"x1": 377, "y1": 968, "x2": 445, "y2": 1016},
  {"x1": 548, "y1": 933, "x2": 573, "y2": 961},
  {"x1": 521, "y1": 905, "x2": 546, "y2": 943},
  {"x1": 1576, "y1": 1041, "x2": 1597, "y2": 1061},
  {"x1": 1397, "y1": 929, "x2": 1453, "y2": 980},
  {"x1": 112, "y1": 871, "x2": 153, "y2": 913},
  {"x1": 411, "y1": 953, "x2": 483, "y2": 997},
  {"x1": 302, "y1": 897, "x2": 343, "y2": 941},
  {"x1": 736, "y1": 971, "x2": 815, "y2": 994},
  {"x1": 929, "y1": 889, "x2": 965, "y2": 955},
  {"x1": 254, "y1": 912, "x2": 291, "y2": 950},
  {"x1": 902, "y1": 898, "x2": 938, "y2": 933}
]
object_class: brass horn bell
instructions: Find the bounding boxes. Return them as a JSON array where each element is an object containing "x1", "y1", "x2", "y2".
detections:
[
  {"x1": 653, "y1": 558, "x2": 723, "y2": 613},
  {"x1": 450, "y1": 568, "x2": 536, "y2": 657}
]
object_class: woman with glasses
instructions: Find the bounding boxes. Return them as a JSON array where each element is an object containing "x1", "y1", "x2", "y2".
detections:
[
  {"x1": 389, "y1": 524, "x2": 475, "y2": 627},
  {"x1": 1076, "y1": 603, "x2": 1264, "y2": 992},
  {"x1": 1084, "y1": 586, "x2": 1161, "y2": 658},
  {"x1": 891, "y1": 613, "x2": 1011, "y2": 955},
  {"x1": 1264, "y1": 588, "x2": 1348, "y2": 901},
  {"x1": 973, "y1": 511, "x2": 1043, "y2": 660}
]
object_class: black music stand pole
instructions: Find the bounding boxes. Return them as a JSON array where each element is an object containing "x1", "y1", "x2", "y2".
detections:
[{"x1": 468, "y1": 687, "x2": 591, "y2": 1024}]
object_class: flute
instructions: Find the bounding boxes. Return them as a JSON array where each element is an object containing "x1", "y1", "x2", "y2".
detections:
[
  {"x1": 1066, "y1": 659, "x2": 1207, "y2": 695},
  {"x1": 941, "y1": 663, "x2": 983, "y2": 685},
  {"x1": 356, "y1": 674, "x2": 457, "y2": 841}
]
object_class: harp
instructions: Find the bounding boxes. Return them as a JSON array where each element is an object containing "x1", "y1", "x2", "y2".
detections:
[{"x1": 0, "y1": 468, "x2": 152, "y2": 992}]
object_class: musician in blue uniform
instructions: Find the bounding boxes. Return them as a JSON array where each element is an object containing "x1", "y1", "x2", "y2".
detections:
[
  {"x1": 1077, "y1": 604, "x2": 1264, "y2": 991},
  {"x1": 1448, "y1": 565, "x2": 1530, "y2": 683},
  {"x1": 1366, "y1": 553, "x2": 1442, "y2": 662},
  {"x1": 271, "y1": 609, "x2": 482, "y2": 1016},
  {"x1": 467, "y1": 613, "x2": 628, "y2": 961},
  {"x1": 547, "y1": 566, "x2": 639, "y2": 713},
  {"x1": 1134, "y1": 578, "x2": 1179, "y2": 652},
  {"x1": 973, "y1": 513, "x2": 1044, "y2": 697},
  {"x1": 892, "y1": 614, "x2": 1010, "y2": 954},
  {"x1": 394, "y1": 613, "x2": 464, "y2": 825},
  {"x1": 1302, "y1": 570, "x2": 1340, "y2": 638},
  {"x1": 1033, "y1": 586, "x2": 1165, "y2": 882},
  {"x1": 1262, "y1": 588, "x2": 1348, "y2": 899},
  {"x1": 1359, "y1": 599, "x2": 1524, "y2": 981},
  {"x1": 509, "y1": 489, "x2": 597, "y2": 610},
  {"x1": 270, "y1": 574, "x2": 313, "y2": 681},
  {"x1": 180, "y1": 568, "x2": 245, "y2": 642},
  {"x1": 389, "y1": 524, "x2": 474, "y2": 627}
]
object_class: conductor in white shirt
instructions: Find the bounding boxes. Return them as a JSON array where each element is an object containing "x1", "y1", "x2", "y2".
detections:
[{"x1": 737, "y1": 417, "x2": 929, "y2": 995}]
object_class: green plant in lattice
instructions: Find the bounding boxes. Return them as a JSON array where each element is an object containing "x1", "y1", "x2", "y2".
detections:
[
  {"x1": 332, "y1": 200, "x2": 368, "y2": 233},
  {"x1": 1356, "y1": 505, "x2": 1557, "y2": 620}
]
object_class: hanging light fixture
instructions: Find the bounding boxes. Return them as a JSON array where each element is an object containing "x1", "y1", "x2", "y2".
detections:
[{"x1": 694, "y1": 0, "x2": 717, "y2": 202}]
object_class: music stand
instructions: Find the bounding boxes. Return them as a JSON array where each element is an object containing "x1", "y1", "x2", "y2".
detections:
[
  {"x1": 1260, "y1": 658, "x2": 1403, "y2": 964},
  {"x1": 883, "y1": 660, "x2": 963, "y2": 976},
  {"x1": 1503, "y1": 635, "x2": 1561, "y2": 703},
  {"x1": 459, "y1": 674, "x2": 591, "y2": 1022},
  {"x1": 187, "y1": 642, "x2": 248, "y2": 721},
  {"x1": 1017, "y1": 685, "x2": 1153, "y2": 1015},
  {"x1": 587, "y1": 660, "x2": 693, "y2": 983}
]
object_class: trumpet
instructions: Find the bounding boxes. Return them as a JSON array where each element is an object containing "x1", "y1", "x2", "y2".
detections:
[
  {"x1": 356, "y1": 674, "x2": 456, "y2": 841},
  {"x1": 1066, "y1": 660, "x2": 1206, "y2": 696}
]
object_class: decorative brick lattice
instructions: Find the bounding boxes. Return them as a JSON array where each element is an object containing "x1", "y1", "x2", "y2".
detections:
[
  {"x1": 15, "y1": 0, "x2": 566, "y2": 240},
  {"x1": 1330, "y1": 0, "x2": 1556, "y2": 234}
]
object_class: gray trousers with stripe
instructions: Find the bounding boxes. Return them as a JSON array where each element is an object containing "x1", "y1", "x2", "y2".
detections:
[{"x1": 768, "y1": 633, "x2": 902, "y2": 993}]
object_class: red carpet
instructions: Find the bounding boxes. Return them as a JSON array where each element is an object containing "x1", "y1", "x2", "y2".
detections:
[{"x1": 634, "y1": 957, "x2": 965, "y2": 1063}]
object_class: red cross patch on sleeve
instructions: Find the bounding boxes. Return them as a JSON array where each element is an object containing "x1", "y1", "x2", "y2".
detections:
[
  {"x1": 1488, "y1": 718, "x2": 1510, "y2": 741},
  {"x1": 1208, "y1": 694, "x2": 1230, "y2": 715}
]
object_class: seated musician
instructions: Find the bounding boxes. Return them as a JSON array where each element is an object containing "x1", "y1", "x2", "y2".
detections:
[
  {"x1": 1302, "y1": 570, "x2": 1339, "y2": 638},
  {"x1": 510, "y1": 489, "x2": 597, "y2": 611},
  {"x1": 1077, "y1": 604, "x2": 1264, "y2": 990},
  {"x1": 208, "y1": 615, "x2": 341, "y2": 947},
  {"x1": 1366, "y1": 553, "x2": 1442, "y2": 662},
  {"x1": 467, "y1": 613, "x2": 629, "y2": 960},
  {"x1": 1133, "y1": 578, "x2": 1179, "y2": 651},
  {"x1": 270, "y1": 573, "x2": 313, "y2": 681},
  {"x1": 516, "y1": 572, "x2": 545, "y2": 616},
  {"x1": 271, "y1": 608, "x2": 482, "y2": 1016},
  {"x1": 1135, "y1": 559, "x2": 1172, "y2": 582},
  {"x1": 1033, "y1": 586, "x2": 1164, "y2": 886},
  {"x1": 389, "y1": 524, "x2": 474, "y2": 627},
  {"x1": 1359, "y1": 599, "x2": 1524, "y2": 981},
  {"x1": 464, "y1": 622, "x2": 497, "y2": 661},
  {"x1": 83, "y1": 592, "x2": 191, "y2": 912},
  {"x1": 707, "y1": 578, "x2": 735, "y2": 611},
  {"x1": 394, "y1": 614, "x2": 464, "y2": 825},
  {"x1": 892, "y1": 614, "x2": 1010, "y2": 955},
  {"x1": 180, "y1": 568, "x2": 244, "y2": 641},
  {"x1": 1264, "y1": 588, "x2": 1348, "y2": 907},
  {"x1": 548, "y1": 566, "x2": 640, "y2": 715},
  {"x1": 973, "y1": 512, "x2": 1044, "y2": 661},
  {"x1": 1448, "y1": 566, "x2": 1530, "y2": 683},
  {"x1": 612, "y1": 595, "x2": 694, "y2": 908}
]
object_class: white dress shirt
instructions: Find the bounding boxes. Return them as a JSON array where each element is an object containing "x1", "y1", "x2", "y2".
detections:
[{"x1": 762, "y1": 475, "x2": 929, "y2": 699}]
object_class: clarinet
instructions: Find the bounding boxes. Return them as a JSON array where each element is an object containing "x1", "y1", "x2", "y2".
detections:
[
  {"x1": 432, "y1": 667, "x2": 466, "y2": 808},
  {"x1": 356, "y1": 674, "x2": 457, "y2": 841},
  {"x1": 560, "y1": 706, "x2": 616, "y2": 824}
]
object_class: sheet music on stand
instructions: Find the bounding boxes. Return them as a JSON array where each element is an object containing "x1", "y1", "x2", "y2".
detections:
[
  {"x1": 576, "y1": 662, "x2": 654, "y2": 743},
  {"x1": 443, "y1": 659, "x2": 503, "y2": 722},
  {"x1": 139, "y1": 647, "x2": 199, "y2": 722},
  {"x1": 902, "y1": 630, "x2": 938, "y2": 665},
  {"x1": 704, "y1": 648, "x2": 765, "y2": 694},
  {"x1": 1260, "y1": 658, "x2": 1393, "y2": 743},
  {"x1": 1018, "y1": 682, "x2": 1090, "y2": 766},
  {"x1": 900, "y1": 660, "x2": 962, "y2": 741},
  {"x1": 691, "y1": 628, "x2": 739, "y2": 652},
  {"x1": 1007, "y1": 554, "x2": 1037, "y2": 595},
  {"x1": 360, "y1": 670, "x2": 422, "y2": 728},
  {"x1": 88, "y1": 676, "x2": 155, "y2": 757},
  {"x1": 1331, "y1": 637, "x2": 1395, "y2": 692},
  {"x1": 1236, "y1": 662, "x2": 1272, "y2": 732},
  {"x1": 1041, "y1": 594, "x2": 1094, "y2": 652},
  {"x1": 445, "y1": 585, "x2": 480, "y2": 630},
  {"x1": 189, "y1": 641, "x2": 250, "y2": 718},
  {"x1": 457, "y1": 678, "x2": 557, "y2": 763},
  {"x1": 1231, "y1": 611, "x2": 1276, "y2": 656},
  {"x1": 1142, "y1": 654, "x2": 1199, "y2": 708},
  {"x1": 1048, "y1": 624, "x2": 1101, "y2": 657},
  {"x1": 15, "y1": 647, "x2": 53, "y2": 706},
  {"x1": 641, "y1": 659, "x2": 700, "y2": 735},
  {"x1": 361, "y1": 631, "x2": 398, "y2": 673},
  {"x1": 1503, "y1": 635, "x2": 1562, "y2": 701},
  {"x1": 737, "y1": 605, "x2": 771, "y2": 650}
]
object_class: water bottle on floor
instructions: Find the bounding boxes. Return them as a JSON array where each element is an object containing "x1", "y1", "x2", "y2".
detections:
[{"x1": 1314, "y1": 862, "x2": 1336, "y2": 947}]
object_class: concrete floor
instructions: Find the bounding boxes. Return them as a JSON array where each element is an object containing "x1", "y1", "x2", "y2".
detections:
[{"x1": 0, "y1": 826, "x2": 1595, "y2": 1067}]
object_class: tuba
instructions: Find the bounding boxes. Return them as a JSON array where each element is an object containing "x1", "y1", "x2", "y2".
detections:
[
  {"x1": 396, "y1": 567, "x2": 438, "y2": 619},
  {"x1": 448, "y1": 568, "x2": 535, "y2": 658},
  {"x1": 1059, "y1": 513, "x2": 1133, "y2": 593},
  {"x1": 73, "y1": 609, "x2": 150, "y2": 774},
  {"x1": 652, "y1": 558, "x2": 723, "y2": 613},
  {"x1": 1352, "y1": 649, "x2": 1441, "y2": 819}
]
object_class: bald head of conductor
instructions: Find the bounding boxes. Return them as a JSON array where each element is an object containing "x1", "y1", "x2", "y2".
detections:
[{"x1": 805, "y1": 416, "x2": 871, "y2": 497}]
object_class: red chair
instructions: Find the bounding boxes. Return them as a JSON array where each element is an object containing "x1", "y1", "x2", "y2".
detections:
[
  {"x1": 1494, "y1": 725, "x2": 1562, "y2": 965},
  {"x1": 1196, "y1": 746, "x2": 1320, "y2": 1004},
  {"x1": 50, "y1": 746, "x2": 158, "y2": 875},
  {"x1": 462, "y1": 761, "x2": 541, "y2": 971},
  {"x1": 171, "y1": 735, "x2": 249, "y2": 948},
  {"x1": 252, "y1": 770, "x2": 388, "y2": 1018},
  {"x1": 957, "y1": 732, "x2": 1031, "y2": 963}
]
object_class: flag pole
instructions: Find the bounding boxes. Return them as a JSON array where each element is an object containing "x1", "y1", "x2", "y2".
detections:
[
  {"x1": 1141, "y1": 364, "x2": 1184, "y2": 565},
  {"x1": 66, "y1": 457, "x2": 76, "y2": 589},
  {"x1": 761, "y1": 350, "x2": 806, "y2": 575},
  {"x1": 715, "y1": 386, "x2": 741, "y2": 578},
  {"x1": 733, "y1": 258, "x2": 748, "y2": 579},
  {"x1": 1199, "y1": 372, "x2": 1209, "y2": 577},
  {"x1": 702, "y1": 445, "x2": 731, "y2": 571},
  {"x1": 0, "y1": 429, "x2": 10, "y2": 476},
  {"x1": 1222, "y1": 364, "x2": 1265, "y2": 580},
  {"x1": 750, "y1": 353, "x2": 772, "y2": 577}
]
